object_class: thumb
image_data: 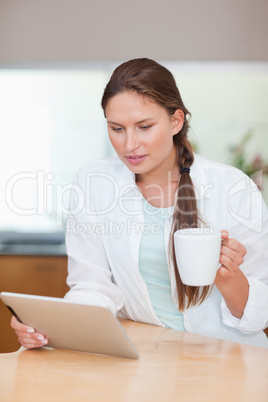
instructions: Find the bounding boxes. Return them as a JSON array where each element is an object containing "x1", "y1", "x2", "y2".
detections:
[{"x1": 220, "y1": 230, "x2": 229, "y2": 240}]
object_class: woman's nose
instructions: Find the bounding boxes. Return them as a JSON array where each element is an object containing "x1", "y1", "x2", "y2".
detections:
[{"x1": 125, "y1": 131, "x2": 140, "y2": 152}]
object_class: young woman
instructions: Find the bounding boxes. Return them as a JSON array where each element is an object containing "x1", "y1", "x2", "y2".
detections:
[{"x1": 11, "y1": 58, "x2": 268, "y2": 348}]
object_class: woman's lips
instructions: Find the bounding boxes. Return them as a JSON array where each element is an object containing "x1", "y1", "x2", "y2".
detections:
[{"x1": 125, "y1": 155, "x2": 147, "y2": 165}]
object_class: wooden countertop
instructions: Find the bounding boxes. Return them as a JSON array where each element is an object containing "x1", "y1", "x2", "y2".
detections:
[{"x1": 0, "y1": 319, "x2": 267, "y2": 402}]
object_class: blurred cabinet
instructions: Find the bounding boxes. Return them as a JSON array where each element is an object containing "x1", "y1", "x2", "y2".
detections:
[
  {"x1": 0, "y1": 255, "x2": 68, "y2": 353},
  {"x1": 0, "y1": 255, "x2": 267, "y2": 352}
]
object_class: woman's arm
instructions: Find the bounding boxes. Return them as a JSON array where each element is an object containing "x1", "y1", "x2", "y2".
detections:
[
  {"x1": 215, "y1": 230, "x2": 248, "y2": 319},
  {"x1": 11, "y1": 161, "x2": 124, "y2": 348},
  {"x1": 63, "y1": 161, "x2": 125, "y2": 311},
  {"x1": 214, "y1": 171, "x2": 268, "y2": 334}
]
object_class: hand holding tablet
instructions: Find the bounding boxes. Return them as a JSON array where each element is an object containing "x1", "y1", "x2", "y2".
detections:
[
  {"x1": 1, "y1": 292, "x2": 139, "y2": 359},
  {"x1": 11, "y1": 315, "x2": 49, "y2": 349}
]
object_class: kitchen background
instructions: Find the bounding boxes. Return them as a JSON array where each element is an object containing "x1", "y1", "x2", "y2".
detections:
[
  {"x1": 1, "y1": 0, "x2": 268, "y2": 352},
  {"x1": 0, "y1": 0, "x2": 268, "y2": 235}
]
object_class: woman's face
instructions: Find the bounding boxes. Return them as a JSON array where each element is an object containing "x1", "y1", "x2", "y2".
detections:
[{"x1": 105, "y1": 91, "x2": 184, "y2": 179}]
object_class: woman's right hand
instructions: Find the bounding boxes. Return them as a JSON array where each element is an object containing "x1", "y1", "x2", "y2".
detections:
[{"x1": 10, "y1": 315, "x2": 48, "y2": 349}]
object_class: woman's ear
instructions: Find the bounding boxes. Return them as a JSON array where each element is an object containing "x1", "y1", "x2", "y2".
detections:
[{"x1": 172, "y1": 109, "x2": 184, "y2": 135}]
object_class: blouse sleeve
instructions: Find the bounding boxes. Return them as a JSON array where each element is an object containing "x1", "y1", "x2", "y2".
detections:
[
  {"x1": 220, "y1": 175, "x2": 268, "y2": 333},
  {"x1": 63, "y1": 164, "x2": 124, "y2": 315}
]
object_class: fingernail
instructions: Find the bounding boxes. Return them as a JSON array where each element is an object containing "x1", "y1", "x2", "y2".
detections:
[
  {"x1": 27, "y1": 328, "x2": 35, "y2": 333},
  {"x1": 37, "y1": 336, "x2": 44, "y2": 341},
  {"x1": 41, "y1": 339, "x2": 48, "y2": 344}
]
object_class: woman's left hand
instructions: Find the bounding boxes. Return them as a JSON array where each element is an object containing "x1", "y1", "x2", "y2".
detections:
[
  {"x1": 215, "y1": 230, "x2": 249, "y2": 318},
  {"x1": 216, "y1": 230, "x2": 247, "y2": 279}
]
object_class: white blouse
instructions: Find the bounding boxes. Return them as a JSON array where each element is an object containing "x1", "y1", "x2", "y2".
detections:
[{"x1": 64, "y1": 154, "x2": 268, "y2": 348}]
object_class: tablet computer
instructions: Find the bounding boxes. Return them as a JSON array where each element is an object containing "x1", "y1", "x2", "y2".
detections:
[{"x1": 0, "y1": 292, "x2": 139, "y2": 359}]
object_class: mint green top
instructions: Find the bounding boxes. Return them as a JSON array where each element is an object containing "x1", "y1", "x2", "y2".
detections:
[{"x1": 138, "y1": 197, "x2": 185, "y2": 331}]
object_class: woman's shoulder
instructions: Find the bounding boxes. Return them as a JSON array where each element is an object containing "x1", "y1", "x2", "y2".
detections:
[
  {"x1": 194, "y1": 154, "x2": 249, "y2": 181},
  {"x1": 193, "y1": 154, "x2": 260, "y2": 205},
  {"x1": 74, "y1": 157, "x2": 125, "y2": 180},
  {"x1": 80, "y1": 157, "x2": 123, "y2": 172}
]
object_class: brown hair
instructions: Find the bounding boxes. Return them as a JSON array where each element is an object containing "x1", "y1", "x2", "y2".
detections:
[{"x1": 101, "y1": 58, "x2": 210, "y2": 311}]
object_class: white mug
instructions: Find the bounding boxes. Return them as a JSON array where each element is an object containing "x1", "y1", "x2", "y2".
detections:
[{"x1": 174, "y1": 228, "x2": 221, "y2": 286}]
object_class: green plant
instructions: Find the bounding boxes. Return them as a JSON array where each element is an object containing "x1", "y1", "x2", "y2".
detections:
[{"x1": 227, "y1": 130, "x2": 268, "y2": 177}]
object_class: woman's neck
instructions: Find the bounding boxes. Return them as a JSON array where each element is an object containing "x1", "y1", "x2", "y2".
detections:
[
  {"x1": 136, "y1": 149, "x2": 179, "y2": 186},
  {"x1": 135, "y1": 145, "x2": 180, "y2": 208},
  {"x1": 136, "y1": 169, "x2": 179, "y2": 208}
]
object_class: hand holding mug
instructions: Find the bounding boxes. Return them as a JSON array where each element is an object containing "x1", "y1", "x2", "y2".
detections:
[
  {"x1": 216, "y1": 230, "x2": 247, "y2": 280},
  {"x1": 174, "y1": 228, "x2": 247, "y2": 287}
]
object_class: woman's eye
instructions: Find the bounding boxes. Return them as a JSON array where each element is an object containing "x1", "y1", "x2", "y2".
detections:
[
  {"x1": 139, "y1": 125, "x2": 151, "y2": 130},
  {"x1": 112, "y1": 127, "x2": 123, "y2": 132}
]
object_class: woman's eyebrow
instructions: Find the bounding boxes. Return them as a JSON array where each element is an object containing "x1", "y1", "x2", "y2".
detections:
[
  {"x1": 107, "y1": 120, "x2": 123, "y2": 125},
  {"x1": 135, "y1": 118, "x2": 154, "y2": 124},
  {"x1": 107, "y1": 118, "x2": 154, "y2": 125}
]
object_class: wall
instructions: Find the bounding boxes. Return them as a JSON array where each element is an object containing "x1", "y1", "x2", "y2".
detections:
[
  {"x1": 0, "y1": 0, "x2": 267, "y2": 229},
  {"x1": 0, "y1": 0, "x2": 268, "y2": 65}
]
